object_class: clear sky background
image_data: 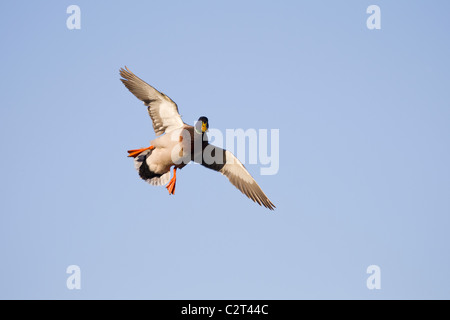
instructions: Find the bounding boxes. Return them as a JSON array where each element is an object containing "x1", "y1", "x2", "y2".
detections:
[{"x1": 0, "y1": 1, "x2": 449, "y2": 299}]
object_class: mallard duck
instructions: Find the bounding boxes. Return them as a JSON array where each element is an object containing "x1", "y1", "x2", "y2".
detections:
[{"x1": 120, "y1": 67, "x2": 275, "y2": 210}]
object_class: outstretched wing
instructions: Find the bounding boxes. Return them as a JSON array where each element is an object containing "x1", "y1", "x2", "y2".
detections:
[
  {"x1": 200, "y1": 145, "x2": 276, "y2": 210},
  {"x1": 120, "y1": 66, "x2": 184, "y2": 135}
]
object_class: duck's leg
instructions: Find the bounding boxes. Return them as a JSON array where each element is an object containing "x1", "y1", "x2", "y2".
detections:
[
  {"x1": 127, "y1": 145, "x2": 155, "y2": 158},
  {"x1": 166, "y1": 167, "x2": 177, "y2": 195}
]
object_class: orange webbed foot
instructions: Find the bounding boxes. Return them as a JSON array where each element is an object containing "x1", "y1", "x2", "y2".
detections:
[
  {"x1": 127, "y1": 145, "x2": 155, "y2": 158},
  {"x1": 166, "y1": 168, "x2": 177, "y2": 195}
]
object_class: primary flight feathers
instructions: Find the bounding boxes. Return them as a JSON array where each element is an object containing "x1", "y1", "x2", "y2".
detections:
[{"x1": 120, "y1": 67, "x2": 184, "y2": 136}]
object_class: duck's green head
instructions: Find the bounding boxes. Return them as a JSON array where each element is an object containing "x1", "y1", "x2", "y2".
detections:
[{"x1": 195, "y1": 116, "x2": 209, "y2": 133}]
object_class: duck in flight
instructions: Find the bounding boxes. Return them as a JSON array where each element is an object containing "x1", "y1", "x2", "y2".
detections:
[{"x1": 120, "y1": 67, "x2": 275, "y2": 210}]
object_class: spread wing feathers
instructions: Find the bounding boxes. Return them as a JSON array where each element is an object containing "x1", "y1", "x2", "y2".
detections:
[
  {"x1": 201, "y1": 147, "x2": 276, "y2": 210},
  {"x1": 119, "y1": 66, "x2": 184, "y2": 136}
]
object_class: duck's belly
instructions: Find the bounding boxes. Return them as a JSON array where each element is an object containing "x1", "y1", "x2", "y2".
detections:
[{"x1": 148, "y1": 128, "x2": 191, "y2": 173}]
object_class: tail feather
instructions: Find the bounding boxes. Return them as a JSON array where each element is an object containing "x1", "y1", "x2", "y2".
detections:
[{"x1": 133, "y1": 149, "x2": 171, "y2": 186}]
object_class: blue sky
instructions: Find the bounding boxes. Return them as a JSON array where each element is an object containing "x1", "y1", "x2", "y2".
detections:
[{"x1": 0, "y1": 1, "x2": 449, "y2": 299}]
